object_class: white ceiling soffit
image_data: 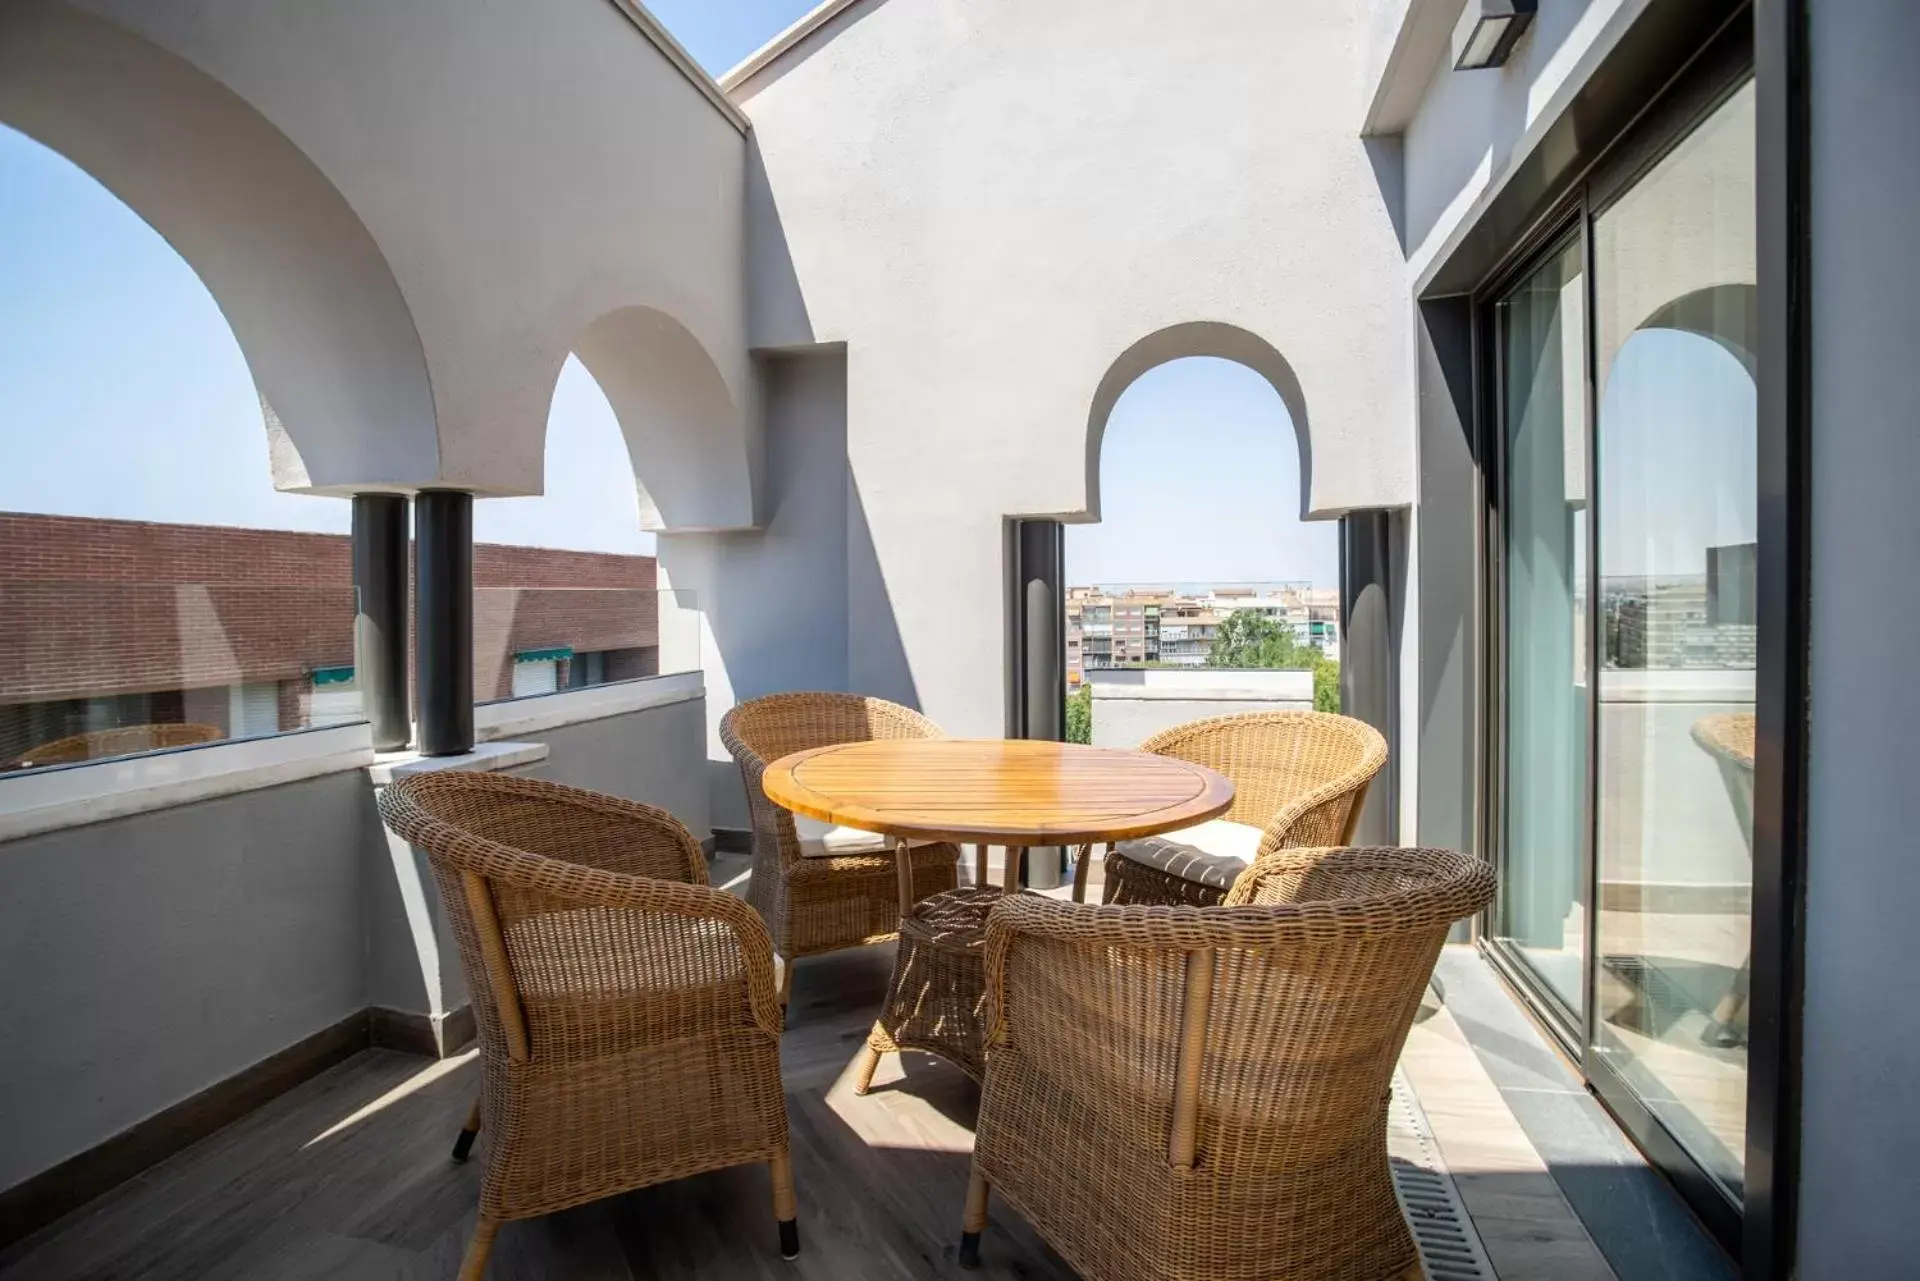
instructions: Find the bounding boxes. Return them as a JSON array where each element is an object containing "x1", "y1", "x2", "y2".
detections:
[{"x1": 1363, "y1": 0, "x2": 1469, "y2": 137}]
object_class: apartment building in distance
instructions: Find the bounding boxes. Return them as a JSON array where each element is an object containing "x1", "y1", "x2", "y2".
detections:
[{"x1": 1065, "y1": 583, "x2": 1339, "y2": 686}]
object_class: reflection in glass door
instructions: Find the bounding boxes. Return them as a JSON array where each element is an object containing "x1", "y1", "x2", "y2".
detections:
[
  {"x1": 1494, "y1": 236, "x2": 1590, "y2": 1019},
  {"x1": 1591, "y1": 82, "x2": 1756, "y2": 1201}
]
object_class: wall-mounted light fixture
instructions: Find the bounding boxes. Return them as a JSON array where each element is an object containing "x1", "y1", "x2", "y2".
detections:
[{"x1": 1452, "y1": 0, "x2": 1537, "y2": 71}]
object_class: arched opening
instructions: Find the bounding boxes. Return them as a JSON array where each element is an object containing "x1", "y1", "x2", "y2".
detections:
[
  {"x1": 569, "y1": 306, "x2": 757, "y2": 534},
  {"x1": 1083, "y1": 321, "x2": 1315, "y2": 522},
  {"x1": 0, "y1": 1, "x2": 439, "y2": 492},
  {"x1": 469, "y1": 357, "x2": 685, "y2": 702},
  {"x1": 1063, "y1": 331, "x2": 1339, "y2": 753},
  {"x1": 0, "y1": 122, "x2": 370, "y2": 766}
]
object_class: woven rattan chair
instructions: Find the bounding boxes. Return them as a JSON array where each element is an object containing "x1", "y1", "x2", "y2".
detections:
[
  {"x1": 1103, "y1": 711, "x2": 1387, "y2": 908},
  {"x1": 5, "y1": 722, "x2": 221, "y2": 769},
  {"x1": 961, "y1": 845, "x2": 1493, "y2": 1280},
  {"x1": 377, "y1": 772, "x2": 798, "y2": 1280},
  {"x1": 721, "y1": 692, "x2": 961, "y2": 1003}
]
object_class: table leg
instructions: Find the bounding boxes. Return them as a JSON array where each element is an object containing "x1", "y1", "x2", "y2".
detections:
[
  {"x1": 1071, "y1": 843, "x2": 1094, "y2": 903},
  {"x1": 1003, "y1": 847, "x2": 1024, "y2": 895},
  {"x1": 894, "y1": 836, "x2": 915, "y2": 920},
  {"x1": 973, "y1": 843, "x2": 989, "y2": 888}
]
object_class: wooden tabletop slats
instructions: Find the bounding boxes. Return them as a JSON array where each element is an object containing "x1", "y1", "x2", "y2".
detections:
[{"x1": 762, "y1": 739, "x2": 1235, "y2": 847}]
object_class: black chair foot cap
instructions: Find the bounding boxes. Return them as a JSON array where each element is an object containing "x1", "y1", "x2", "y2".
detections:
[
  {"x1": 778, "y1": 1218, "x2": 800, "y2": 1260},
  {"x1": 958, "y1": 1231, "x2": 982, "y2": 1270},
  {"x1": 450, "y1": 1129, "x2": 478, "y2": 1163}
]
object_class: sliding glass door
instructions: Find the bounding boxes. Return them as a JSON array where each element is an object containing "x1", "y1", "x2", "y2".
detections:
[
  {"x1": 1494, "y1": 236, "x2": 1590, "y2": 1020},
  {"x1": 1590, "y1": 81, "x2": 1756, "y2": 1203},
  {"x1": 1486, "y1": 73, "x2": 1757, "y2": 1232}
]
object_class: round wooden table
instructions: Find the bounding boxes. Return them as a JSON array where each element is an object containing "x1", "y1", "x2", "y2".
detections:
[
  {"x1": 763, "y1": 738, "x2": 1235, "y2": 1089},
  {"x1": 762, "y1": 738, "x2": 1236, "y2": 911}
]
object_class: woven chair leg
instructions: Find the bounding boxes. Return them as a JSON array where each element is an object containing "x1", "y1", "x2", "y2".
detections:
[
  {"x1": 458, "y1": 1217, "x2": 500, "y2": 1281},
  {"x1": 851, "y1": 1039, "x2": 884, "y2": 1096},
  {"x1": 958, "y1": 1166, "x2": 989, "y2": 1270},
  {"x1": 450, "y1": 1096, "x2": 481, "y2": 1163},
  {"x1": 769, "y1": 1148, "x2": 800, "y2": 1259}
]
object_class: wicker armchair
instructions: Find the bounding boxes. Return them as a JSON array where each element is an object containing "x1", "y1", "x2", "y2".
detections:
[
  {"x1": 961, "y1": 845, "x2": 1493, "y2": 1280},
  {"x1": 376, "y1": 772, "x2": 797, "y2": 1280},
  {"x1": 720, "y1": 692, "x2": 961, "y2": 999},
  {"x1": 5, "y1": 722, "x2": 221, "y2": 769},
  {"x1": 1103, "y1": 711, "x2": 1387, "y2": 908}
]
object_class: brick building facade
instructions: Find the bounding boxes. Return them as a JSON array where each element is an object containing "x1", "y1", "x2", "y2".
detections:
[{"x1": 0, "y1": 512, "x2": 659, "y2": 764}]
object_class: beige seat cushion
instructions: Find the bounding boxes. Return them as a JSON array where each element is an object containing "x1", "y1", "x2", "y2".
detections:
[
  {"x1": 793, "y1": 814, "x2": 939, "y2": 859},
  {"x1": 1113, "y1": 818, "x2": 1266, "y2": 891}
]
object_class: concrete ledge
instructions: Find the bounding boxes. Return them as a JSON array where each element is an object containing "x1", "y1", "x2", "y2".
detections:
[
  {"x1": 473, "y1": 671, "x2": 704, "y2": 742},
  {"x1": 0, "y1": 723, "x2": 374, "y2": 843},
  {"x1": 367, "y1": 739, "x2": 550, "y2": 786},
  {"x1": 1090, "y1": 684, "x2": 1315, "y2": 702}
]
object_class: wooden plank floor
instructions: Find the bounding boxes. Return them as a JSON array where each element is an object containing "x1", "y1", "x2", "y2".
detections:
[
  {"x1": 0, "y1": 849, "x2": 1613, "y2": 1280},
  {"x1": 0, "y1": 941, "x2": 1073, "y2": 1281}
]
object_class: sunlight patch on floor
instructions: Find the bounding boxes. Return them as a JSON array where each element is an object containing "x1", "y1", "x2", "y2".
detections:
[{"x1": 304, "y1": 1048, "x2": 479, "y2": 1149}]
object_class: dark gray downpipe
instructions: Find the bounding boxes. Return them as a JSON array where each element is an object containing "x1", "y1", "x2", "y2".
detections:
[
  {"x1": 350, "y1": 494, "x2": 410, "y2": 752},
  {"x1": 1012, "y1": 519, "x2": 1065, "y2": 888},
  {"x1": 1340, "y1": 509, "x2": 1398, "y2": 844},
  {"x1": 414, "y1": 490, "x2": 474, "y2": 757}
]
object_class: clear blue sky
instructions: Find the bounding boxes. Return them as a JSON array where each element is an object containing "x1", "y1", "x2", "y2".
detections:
[{"x1": 0, "y1": 0, "x2": 1336, "y2": 588}]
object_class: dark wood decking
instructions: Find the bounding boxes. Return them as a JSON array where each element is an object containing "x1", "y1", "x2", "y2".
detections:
[
  {"x1": 0, "y1": 848, "x2": 1617, "y2": 1281},
  {"x1": 0, "y1": 943, "x2": 1076, "y2": 1281}
]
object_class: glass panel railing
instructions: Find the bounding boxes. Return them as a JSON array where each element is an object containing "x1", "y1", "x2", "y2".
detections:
[
  {"x1": 0, "y1": 581, "x2": 362, "y2": 773},
  {"x1": 473, "y1": 587, "x2": 700, "y2": 705}
]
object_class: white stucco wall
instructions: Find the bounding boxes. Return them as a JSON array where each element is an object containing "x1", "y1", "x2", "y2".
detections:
[
  {"x1": 735, "y1": 0, "x2": 1410, "y2": 735},
  {"x1": 1399, "y1": 0, "x2": 1649, "y2": 281},
  {"x1": 8, "y1": 0, "x2": 759, "y2": 520}
]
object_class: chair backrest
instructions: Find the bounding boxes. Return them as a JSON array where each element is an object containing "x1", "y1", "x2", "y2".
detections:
[
  {"x1": 7, "y1": 722, "x2": 222, "y2": 769},
  {"x1": 720, "y1": 693, "x2": 945, "y2": 865},
  {"x1": 1139, "y1": 709, "x2": 1386, "y2": 844},
  {"x1": 990, "y1": 846, "x2": 1491, "y2": 1190},
  {"x1": 720, "y1": 691, "x2": 944, "y2": 768},
  {"x1": 377, "y1": 771, "x2": 716, "y2": 1066}
]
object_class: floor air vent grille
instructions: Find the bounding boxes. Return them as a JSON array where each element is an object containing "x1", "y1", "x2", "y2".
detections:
[{"x1": 1389, "y1": 1070, "x2": 1497, "y2": 1281}]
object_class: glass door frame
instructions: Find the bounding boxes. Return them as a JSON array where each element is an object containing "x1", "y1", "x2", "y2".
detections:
[
  {"x1": 1478, "y1": 218, "x2": 1596, "y2": 1048},
  {"x1": 1468, "y1": 12, "x2": 1765, "y2": 1261}
]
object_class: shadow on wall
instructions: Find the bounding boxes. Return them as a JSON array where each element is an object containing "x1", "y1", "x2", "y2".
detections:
[
  {"x1": 1399, "y1": 4, "x2": 1590, "y2": 258},
  {"x1": 745, "y1": 133, "x2": 813, "y2": 350},
  {"x1": 655, "y1": 349, "x2": 918, "y2": 832}
]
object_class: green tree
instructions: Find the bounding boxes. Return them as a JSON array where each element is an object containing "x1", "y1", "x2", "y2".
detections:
[
  {"x1": 1066, "y1": 682, "x2": 1092, "y2": 744},
  {"x1": 1313, "y1": 653, "x2": 1341, "y2": 713},
  {"x1": 1206, "y1": 611, "x2": 1313, "y2": 670}
]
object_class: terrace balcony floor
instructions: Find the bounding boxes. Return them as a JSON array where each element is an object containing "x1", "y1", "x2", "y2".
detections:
[{"x1": 0, "y1": 852, "x2": 1705, "y2": 1281}]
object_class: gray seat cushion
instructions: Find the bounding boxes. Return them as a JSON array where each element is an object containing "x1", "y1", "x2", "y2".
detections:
[{"x1": 1113, "y1": 818, "x2": 1265, "y2": 891}]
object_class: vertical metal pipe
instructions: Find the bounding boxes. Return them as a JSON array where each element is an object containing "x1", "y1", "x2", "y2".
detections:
[
  {"x1": 415, "y1": 490, "x2": 474, "y2": 756},
  {"x1": 351, "y1": 494, "x2": 410, "y2": 751},
  {"x1": 1014, "y1": 519, "x2": 1065, "y2": 888},
  {"x1": 1340, "y1": 510, "x2": 1398, "y2": 844}
]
